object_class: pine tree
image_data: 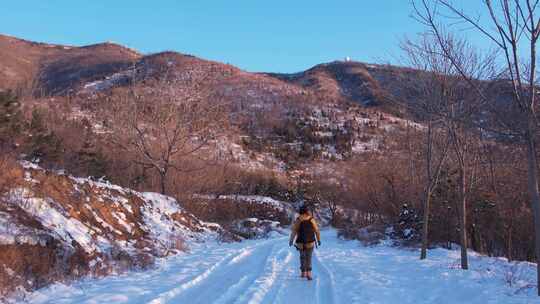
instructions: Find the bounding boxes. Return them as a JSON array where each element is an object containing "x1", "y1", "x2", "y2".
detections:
[
  {"x1": 26, "y1": 109, "x2": 63, "y2": 162},
  {"x1": 78, "y1": 135, "x2": 108, "y2": 178},
  {"x1": 0, "y1": 90, "x2": 23, "y2": 146}
]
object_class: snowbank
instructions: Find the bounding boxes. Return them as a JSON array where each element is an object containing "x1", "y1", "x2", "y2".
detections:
[{"x1": 0, "y1": 162, "x2": 222, "y2": 299}]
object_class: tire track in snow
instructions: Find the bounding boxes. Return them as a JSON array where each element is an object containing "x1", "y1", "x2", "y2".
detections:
[
  {"x1": 250, "y1": 247, "x2": 297, "y2": 304},
  {"x1": 235, "y1": 245, "x2": 292, "y2": 304},
  {"x1": 227, "y1": 247, "x2": 255, "y2": 265},
  {"x1": 212, "y1": 245, "x2": 277, "y2": 304},
  {"x1": 270, "y1": 247, "x2": 334, "y2": 304},
  {"x1": 313, "y1": 250, "x2": 337, "y2": 304},
  {"x1": 188, "y1": 237, "x2": 286, "y2": 304},
  {"x1": 147, "y1": 249, "x2": 242, "y2": 304},
  {"x1": 213, "y1": 240, "x2": 284, "y2": 304},
  {"x1": 147, "y1": 241, "x2": 269, "y2": 304},
  {"x1": 212, "y1": 275, "x2": 251, "y2": 304},
  {"x1": 150, "y1": 237, "x2": 287, "y2": 304},
  {"x1": 271, "y1": 248, "x2": 308, "y2": 304}
]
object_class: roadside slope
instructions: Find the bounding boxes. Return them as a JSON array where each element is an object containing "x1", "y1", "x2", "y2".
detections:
[{"x1": 0, "y1": 160, "x2": 220, "y2": 300}]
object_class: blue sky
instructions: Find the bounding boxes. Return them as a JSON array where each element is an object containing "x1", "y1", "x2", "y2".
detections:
[{"x1": 1, "y1": 1, "x2": 485, "y2": 73}]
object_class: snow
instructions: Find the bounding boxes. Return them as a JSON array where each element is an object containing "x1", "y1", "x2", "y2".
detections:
[
  {"x1": 221, "y1": 195, "x2": 287, "y2": 210},
  {"x1": 217, "y1": 139, "x2": 287, "y2": 173},
  {"x1": 6, "y1": 188, "x2": 100, "y2": 253},
  {"x1": 19, "y1": 160, "x2": 40, "y2": 170},
  {"x1": 24, "y1": 172, "x2": 39, "y2": 184},
  {"x1": 138, "y1": 192, "x2": 217, "y2": 247},
  {"x1": 81, "y1": 68, "x2": 136, "y2": 94},
  {"x1": 6, "y1": 161, "x2": 220, "y2": 254},
  {"x1": 3, "y1": 266, "x2": 15, "y2": 277},
  {"x1": 388, "y1": 117, "x2": 426, "y2": 131},
  {"x1": 71, "y1": 176, "x2": 128, "y2": 194},
  {"x1": 403, "y1": 228, "x2": 413, "y2": 238},
  {"x1": 0, "y1": 211, "x2": 51, "y2": 246},
  {"x1": 314, "y1": 131, "x2": 334, "y2": 138},
  {"x1": 88, "y1": 207, "x2": 123, "y2": 235},
  {"x1": 195, "y1": 194, "x2": 282, "y2": 208},
  {"x1": 352, "y1": 137, "x2": 380, "y2": 153},
  {"x1": 22, "y1": 230, "x2": 538, "y2": 304},
  {"x1": 112, "y1": 212, "x2": 132, "y2": 233}
]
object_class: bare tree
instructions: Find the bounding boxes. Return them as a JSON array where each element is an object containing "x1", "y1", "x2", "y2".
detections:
[
  {"x1": 412, "y1": 0, "x2": 540, "y2": 292},
  {"x1": 308, "y1": 177, "x2": 342, "y2": 226},
  {"x1": 400, "y1": 35, "x2": 452, "y2": 260},
  {"x1": 401, "y1": 30, "x2": 491, "y2": 268},
  {"x1": 445, "y1": 97, "x2": 483, "y2": 270},
  {"x1": 104, "y1": 78, "x2": 227, "y2": 194}
]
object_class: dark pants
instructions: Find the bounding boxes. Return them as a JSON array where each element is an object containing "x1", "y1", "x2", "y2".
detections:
[{"x1": 299, "y1": 247, "x2": 314, "y2": 272}]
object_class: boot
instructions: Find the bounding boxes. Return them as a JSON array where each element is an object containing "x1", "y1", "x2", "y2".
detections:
[{"x1": 306, "y1": 271, "x2": 313, "y2": 280}]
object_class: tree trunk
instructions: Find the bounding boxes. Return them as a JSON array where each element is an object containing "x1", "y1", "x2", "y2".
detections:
[
  {"x1": 420, "y1": 190, "x2": 432, "y2": 260},
  {"x1": 329, "y1": 205, "x2": 337, "y2": 227},
  {"x1": 507, "y1": 224, "x2": 513, "y2": 262},
  {"x1": 525, "y1": 131, "x2": 540, "y2": 295},
  {"x1": 159, "y1": 170, "x2": 167, "y2": 195},
  {"x1": 421, "y1": 121, "x2": 433, "y2": 260},
  {"x1": 446, "y1": 205, "x2": 452, "y2": 249},
  {"x1": 458, "y1": 168, "x2": 469, "y2": 270}
]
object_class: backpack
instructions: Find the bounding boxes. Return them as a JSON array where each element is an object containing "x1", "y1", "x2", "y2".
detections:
[{"x1": 296, "y1": 217, "x2": 315, "y2": 244}]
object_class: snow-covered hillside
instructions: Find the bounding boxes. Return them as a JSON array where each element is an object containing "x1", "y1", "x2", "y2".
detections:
[
  {"x1": 22, "y1": 230, "x2": 538, "y2": 304},
  {"x1": 0, "y1": 161, "x2": 221, "y2": 299}
]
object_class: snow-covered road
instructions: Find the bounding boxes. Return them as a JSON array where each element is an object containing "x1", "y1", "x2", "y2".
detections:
[{"x1": 25, "y1": 230, "x2": 537, "y2": 304}]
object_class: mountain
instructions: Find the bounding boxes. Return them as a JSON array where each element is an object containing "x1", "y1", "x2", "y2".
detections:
[
  {"x1": 267, "y1": 61, "x2": 390, "y2": 106},
  {"x1": 0, "y1": 35, "x2": 423, "y2": 175},
  {"x1": 0, "y1": 34, "x2": 141, "y2": 95},
  {"x1": 0, "y1": 34, "x2": 412, "y2": 110}
]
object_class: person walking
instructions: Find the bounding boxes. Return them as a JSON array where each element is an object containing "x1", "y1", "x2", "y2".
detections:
[{"x1": 289, "y1": 205, "x2": 321, "y2": 281}]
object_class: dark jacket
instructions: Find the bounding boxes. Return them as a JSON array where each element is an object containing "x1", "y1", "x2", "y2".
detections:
[{"x1": 289, "y1": 214, "x2": 321, "y2": 250}]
